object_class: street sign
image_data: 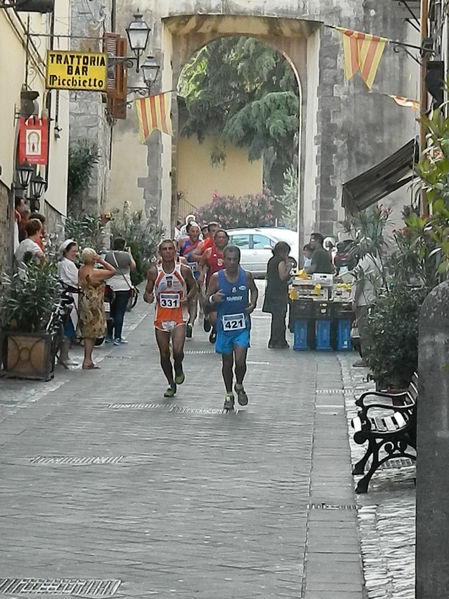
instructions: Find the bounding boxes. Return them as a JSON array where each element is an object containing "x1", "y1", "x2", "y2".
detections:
[{"x1": 46, "y1": 50, "x2": 107, "y2": 91}]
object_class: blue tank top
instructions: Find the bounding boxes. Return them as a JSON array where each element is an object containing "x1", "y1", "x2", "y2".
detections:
[
  {"x1": 217, "y1": 268, "x2": 249, "y2": 333},
  {"x1": 180, "y1": 240, "x2": 200, "y2": 279}
]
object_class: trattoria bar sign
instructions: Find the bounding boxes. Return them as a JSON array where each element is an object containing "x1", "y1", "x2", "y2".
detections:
[{"x1": 46, "y1": 50, "x2": 107, "y2": 91}]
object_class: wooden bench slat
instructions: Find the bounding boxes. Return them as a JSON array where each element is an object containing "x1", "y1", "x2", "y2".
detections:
[{"x1": 384, "y1": 417, "x2": 398, "y2": 431}]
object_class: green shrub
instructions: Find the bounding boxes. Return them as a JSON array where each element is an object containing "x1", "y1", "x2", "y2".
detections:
[
  {"x1": 0, "y1": 262, "x2": 61, "y2": 333},
  {"x1": 195, "y1": 190, "x2": 279, "y2": 229},
  {"x1": 110, "y1": 207, "x2": 164, "y2": 284}
]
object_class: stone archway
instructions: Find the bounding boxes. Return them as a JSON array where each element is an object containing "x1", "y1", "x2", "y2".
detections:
[
  {"x1": 162, "y1": 15, "x2": 319, "y2": 249},
  {"x1": 168, "y1": 17, "x2": 312, "y2": 240},
  {"x1": 111, "y1": 1, "x2": 417, "y2": 245}
]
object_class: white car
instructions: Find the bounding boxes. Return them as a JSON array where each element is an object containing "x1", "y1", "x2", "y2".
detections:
[{"x1": 227, "y1": 227, "x2": 299, "y2": 277}]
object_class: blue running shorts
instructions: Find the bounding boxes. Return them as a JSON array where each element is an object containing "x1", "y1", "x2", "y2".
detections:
[{"x1": 215, "y1": 328, "x2": 250, "y2": 355}]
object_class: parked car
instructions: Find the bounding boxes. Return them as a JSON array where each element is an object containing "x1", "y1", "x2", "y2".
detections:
[{"x1": 227, "y1": 227, "x2": 298, "y2": 277}]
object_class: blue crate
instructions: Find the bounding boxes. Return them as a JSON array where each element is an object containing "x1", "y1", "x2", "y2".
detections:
[
  {"x1": 337, "y1": 319, "x2": 352, "y2": 351},
  {"x1": 315, "y1": 319, "x2": 332, "y2": 351},
  {"x1": 293, "y1": 320, "x2": 309, "y2": 350}
]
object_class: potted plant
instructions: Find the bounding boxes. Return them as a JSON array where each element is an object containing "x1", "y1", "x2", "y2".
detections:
[
  {"x1": 364, "y1": 282, "x2": 428, "y2": 390},
  {"x1": 0, "y1": 262, "x2": 61, "y2": 380}
]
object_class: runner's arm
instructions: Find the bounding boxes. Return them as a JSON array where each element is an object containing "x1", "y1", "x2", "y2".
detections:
[
  {"x1": 198, "y1": 249, "x2": 210, "y2": 285},
  {"x1": 144, "y1": 266, "x2": 157, "y2": 303},
  {"x1": 190, "y1": 241, "x2": 203, "y2": 262},
  {"x1": 245, "y1": 271, "x2": 258, "y2": 314},
  {"x1": 181, "y1": 265, "x2": 197, "y2": 303},
  {"x1": 206, "y1": 273, "x2": 224, "y2": 304}
]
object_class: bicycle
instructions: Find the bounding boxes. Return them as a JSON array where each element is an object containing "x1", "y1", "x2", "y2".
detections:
[{"x1": 45, "y1": 289, "x2": 74, "y2": 370}]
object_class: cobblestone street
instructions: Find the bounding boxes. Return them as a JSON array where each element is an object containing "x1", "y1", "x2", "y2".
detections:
[{"x1": 0, "y1": 289, "x2": 415, "y2": 599}]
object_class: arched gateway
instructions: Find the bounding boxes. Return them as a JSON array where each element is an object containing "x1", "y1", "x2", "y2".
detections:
[{"x1": 111, "y1": 2, "x2": 418, "y2": 245}]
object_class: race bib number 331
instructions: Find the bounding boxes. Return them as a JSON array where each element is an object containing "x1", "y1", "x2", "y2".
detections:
[
  {"x1": 160, "y1": 293, "x2": 180, "y2": 308},
  {"x1": 222, "y1": 313, "x2": 245, "y2": 331}
]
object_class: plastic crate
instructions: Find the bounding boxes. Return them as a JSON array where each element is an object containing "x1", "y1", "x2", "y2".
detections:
[
  {"x1": 315, "y1": 319, "x2": 332, "y2": 351},
  {"x1": 293, "y1": 320, "x2": 310, "y2": 350},
  {"x1": 333, "y1": 302, "x2": 353, "y2": 319},
  {"x1": 291, "y1": 299, "x2": 314, "y2": 320},
  {"x1": 336, "y1": 319, "x2": 352, "y2": 351},
  {"x1": 313, "y1": 302, "x2": 332, "y2": 319}
]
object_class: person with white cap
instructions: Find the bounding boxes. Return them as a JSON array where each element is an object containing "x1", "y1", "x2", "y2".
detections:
[{"x1": 57, "y1": 239, "x2": 80, "y2": 367}]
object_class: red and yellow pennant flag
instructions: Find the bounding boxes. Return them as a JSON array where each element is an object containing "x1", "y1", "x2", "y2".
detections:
[
  {"x1": 135, "y1": 92, "x2": 172, "y2": 143},
  {"x1": 389, "y1": 95, "x2": 420, "y2": 110},
  {"x1": 336, "y1": 27, "x2": 388, "y2": 90}
]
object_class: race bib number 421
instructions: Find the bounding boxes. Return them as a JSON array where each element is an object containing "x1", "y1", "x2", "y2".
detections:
[
  {"x1": 160, "y1": 293, "x2": 180, "y2": 308},
  {"x1": 222, "y1": 313, "x2": 245, "y2": 331}
]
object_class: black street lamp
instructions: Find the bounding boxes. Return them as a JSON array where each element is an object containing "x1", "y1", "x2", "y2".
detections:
[
  {"x1": 16, "y1": 161, "x2": 34, "y2": 189},
  {"x1": 141, "y1": 55, "x2": 160, "y2": 90},
  {"x1": 126, "y1": 11, "x2": 151, "y2": 72},
  {"x1": 29, "y1": 174, "x2": 46, "y2": 212}
]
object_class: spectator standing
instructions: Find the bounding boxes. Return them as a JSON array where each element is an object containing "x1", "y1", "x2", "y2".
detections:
[
  {"x1": 29, "y1": 212, "x2": 47, "y2": 251},
  {"x1": 78, "y1": 248, "x2": 115, "y2": 369},
  {"x1": 262, "y1": 241, "x2": 291, "y2": 349},
  {"x1": 104, "y1": 238, "x2": 136, "y2": 345},
  {"x1": 349, "y1": 253, "x2": 379, "y2": 367},
  {"x1": 302, "y1": 243, "x2": 313, "y2": 269},
  {"x1": 18, "y1": 208, "x2": 31, "y2": 242},
  {"x1": 305, "y1": 232, "x2": 334, "y2": 274},
  {"x1": 15, "y1": 218, "x2": 45, "y2": 274},
  {"x1": 14, "y1": 198, "x2": 25, "y2": 253},
  {"x1": 57, "y1": 239, "x2": 79, "y2": 367}
]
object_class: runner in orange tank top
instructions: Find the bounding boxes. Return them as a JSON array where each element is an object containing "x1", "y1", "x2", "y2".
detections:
[{"x1": 144, "y1": 240, "x2": 196, "y2": 397}]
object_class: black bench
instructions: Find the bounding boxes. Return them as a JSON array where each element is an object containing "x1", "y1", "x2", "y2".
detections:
[{"x1": 351, "y1": 373, "x2": 418, "y2": 493}]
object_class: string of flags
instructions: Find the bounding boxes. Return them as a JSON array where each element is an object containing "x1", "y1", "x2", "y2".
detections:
[
  {"x1": 134, "y1": 24, "x2": 420, "y2": 142},
  {"x1": 389, "y1": 95, "x2": 420, "y2": 110}
]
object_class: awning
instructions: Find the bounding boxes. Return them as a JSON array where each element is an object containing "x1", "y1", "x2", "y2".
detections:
[{"x1": 342, "y1": 139, "x2": 419, "y2": 213}]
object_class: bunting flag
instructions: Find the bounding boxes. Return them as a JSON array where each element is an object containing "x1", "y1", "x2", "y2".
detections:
[
  {"x1": 336, "y1": 27, "x2": 388, "y2": 90},
  {"x1": 389, "y1": 95, "x2": 420, "y2": 110},
  {"x1": 135, "y1": 92, "x2": 173, "y2": 143}
]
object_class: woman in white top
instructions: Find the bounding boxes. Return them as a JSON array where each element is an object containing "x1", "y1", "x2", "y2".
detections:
[
  {"x1": 57, "y1": 239, "x2": 79, "y2": 367},
  {"x1": 14, "y1": 218, "x2": 45, "y2": 275},
  {"x1": 104, "y1": 237, "x2": 136, "y2": 345}
]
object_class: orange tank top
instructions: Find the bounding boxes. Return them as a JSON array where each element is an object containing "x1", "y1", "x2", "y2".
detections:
[{"x1": 154, "y1": 263, "x2": 188, "y2": 330}]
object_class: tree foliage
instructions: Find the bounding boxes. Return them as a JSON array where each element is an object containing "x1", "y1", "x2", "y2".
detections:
[
  {"x1": 179, "y1": 37, "x2": 299, "y2": 189},
  {"x1": 67, "y1": 139, "x2": 98, "y2": 213}
]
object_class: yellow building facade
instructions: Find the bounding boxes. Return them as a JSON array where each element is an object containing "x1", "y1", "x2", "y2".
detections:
[
  {"x1": 176, "y1": 135, "x2": 263, "y2": 219},
  {"x1": 0, "y1": 4, "x2": 70, "y2": 273}
]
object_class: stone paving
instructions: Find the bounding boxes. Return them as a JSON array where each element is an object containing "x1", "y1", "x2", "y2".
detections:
[
  {"x1": 0, "y1": 285, "x2": 415, "y2": 599},
  {"x1": 339, "y1": 355, "x2": 415, "y2": 599}
]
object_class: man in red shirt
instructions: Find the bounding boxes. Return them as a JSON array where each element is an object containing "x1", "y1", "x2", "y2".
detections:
[
  {"x1": 200, "y1": 221, "x2": 219, "y2": 254},
  {"x1": 198, "y1": 229, "x2": 229, "y2": 342}
]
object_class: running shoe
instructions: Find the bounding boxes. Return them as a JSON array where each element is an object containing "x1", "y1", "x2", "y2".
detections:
[
  {"x1": 105, "y1": 336, "x2": 113, "y2": 344},
  {"x1": 175, "y1": 367, "x2": 185, "y2": 385},
  {"x1": 203, "y1": 318, "x2": 211, "y2": 333},
  {"x1": 223, "y1": 393, "x2": 235, "y2": 410},
  {"x1": 164, "y1": 383, "x2": 177, "y2": 398},
  {"x1": 234, "y1": 383, "x2": 248, "y2": 406},
  {"x1": 209, "y1": 328, "x2": 216, "y2": 344},
  {"x1": 186, "y1": 323, "x2": 193, "y2": 338}
]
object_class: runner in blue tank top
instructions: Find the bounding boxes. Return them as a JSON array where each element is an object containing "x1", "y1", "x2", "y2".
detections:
[{"x1": 206, "y1": 245, "x2": 258, "y2": 410}]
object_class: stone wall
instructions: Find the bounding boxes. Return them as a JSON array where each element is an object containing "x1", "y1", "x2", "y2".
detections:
[
  {"x1": 0, "y1": 181, "x2": 11, "y2": 276},
  {"x1": 69, "y1": 0, "x2": 113, "y2": 216}
]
